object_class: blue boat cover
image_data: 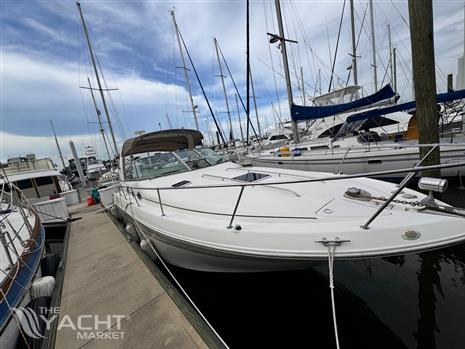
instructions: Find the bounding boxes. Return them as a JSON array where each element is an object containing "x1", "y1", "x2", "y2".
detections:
[
  {"x1": 291, "y1": 84, "x2": 396, "y2": 121},
  {"x1": 346, "y1": 88, "x2": 465, "y2": 123}
]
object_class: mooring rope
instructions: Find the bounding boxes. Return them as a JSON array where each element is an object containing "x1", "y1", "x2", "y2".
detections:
[
  {"x1": 327, "y1": 244, "x2": 341, "y2": 349},
  {"x1": 124, "y1": 195, "x2": 230, "y2": 349}
]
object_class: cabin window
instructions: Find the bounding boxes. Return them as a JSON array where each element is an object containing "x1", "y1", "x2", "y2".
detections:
[
  {"x1": 233, "y1": 173, "x2": 270, "y2": 182},
  {"x1": 34, "y1": 176, "x2": 59, "y2": 197},
  {"x1": 269, "y1": 134, "x2": 287, "y2": 141},
  {"x1": 35, "y1": 176, "x2": 54, "y2": 186},
  {"x1": 16, "y1": 179, "x2": 33, "y2": 190},
  {"x1": 310, "y1": 145, "x2": 330, "y2": 150}
]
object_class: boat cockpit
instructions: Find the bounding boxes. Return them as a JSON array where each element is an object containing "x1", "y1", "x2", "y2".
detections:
[
  {"x1": 121, "y1": 129, "x2": 225, "y2": 182},
  {"x1": 124, "y1": 149, "x2": 225, "y2": 181}
]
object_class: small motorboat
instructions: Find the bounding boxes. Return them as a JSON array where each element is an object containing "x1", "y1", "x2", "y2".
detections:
[{"x1": 113, "y1": 129, "x2": 465, "y2": 273}]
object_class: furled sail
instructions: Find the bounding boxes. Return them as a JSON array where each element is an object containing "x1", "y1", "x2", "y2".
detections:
[
  {"x1": 345, "y1": 88, "x2": 465, "y2": 124},
  {"x1": 334, "y1": 88, "x2": 465, "y2": 139},
  {"x1": 291, "y1": 84, "x2": 396, "y2": 121}
]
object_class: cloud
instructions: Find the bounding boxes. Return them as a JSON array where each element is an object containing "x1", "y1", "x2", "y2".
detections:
[
  {"x1": 0, "y1": 131, "x2": 114, "y2": 165},
  {"x1": 2, "y1": 0, "x2": 465, "y2": 160},
  {"x1": 22, "y1": 17, "x2": 70, "y2": 44}
]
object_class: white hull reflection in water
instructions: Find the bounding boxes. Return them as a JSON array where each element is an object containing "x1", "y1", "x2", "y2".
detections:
[{"x1": 113, "y1": 129, "x2": 465, "y2": 273}]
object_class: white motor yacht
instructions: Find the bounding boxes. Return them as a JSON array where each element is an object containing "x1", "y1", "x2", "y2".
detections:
[
  {"x1": 113, "y1": 129, "x2": 465, "y2": 273},
  {"x1": 0, "y1": 154, "x2": 76, "y2": 226}
]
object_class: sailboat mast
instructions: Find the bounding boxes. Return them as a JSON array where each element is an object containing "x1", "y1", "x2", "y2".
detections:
[
  {"x1": 171, "y1": 10, "x2": 199, "y2": 131},
  {"x1": 50, "y1": 120, "x2": 66, "y2": 170},
  {"x1": 246, "y1": 0, "x2": 251, "y2": 144},
  {"x1": 87, "y1": 77, "x2": 113, "y2": 162},
  {"x1": 387, "y1": 24, "x2": 393, "y2": 88},
  {"x1": 76, "y1": 1, "x2": 118, "y2": 156},
  {"x1": 235, "y1": 93, "x2": 245, "y2": 141},
  {"x1": 300, "y1": 67, "x2": 306, "y2": 106},
  {"x1": 393, "y1": 47, "x2": 397, "y2": 94},
  {"x1": 214, "y1": 38, "x2": 233, "y2": 140},
  {"x1": 349, "y1": 0, "x2": 358, "y2": 85},
  {"x1": 249, "y1": 69, "x2": 262, "y2": 138},
  {"x1": 369, "y1": 0, "x2": 378, "y2": 91},
  {"x1": 274, "y1": 0, "x2": 299, "y2": 142}
]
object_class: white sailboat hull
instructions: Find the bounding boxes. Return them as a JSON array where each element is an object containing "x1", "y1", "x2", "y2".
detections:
[{"x1": 249, "y1": 146, "x2": 465, "y2": 181}]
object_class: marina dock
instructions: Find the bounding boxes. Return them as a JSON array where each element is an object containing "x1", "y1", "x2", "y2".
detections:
[{"x1": 54, "y1": 203, "x2": 209, "y2": 348}]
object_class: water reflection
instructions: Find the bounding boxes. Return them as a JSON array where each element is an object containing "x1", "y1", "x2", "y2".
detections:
[{"x1": 161, "y1": 188, "x2": 465, "y2": 348}]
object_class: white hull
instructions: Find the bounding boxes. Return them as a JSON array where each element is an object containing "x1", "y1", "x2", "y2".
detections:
[
  {"x1": 113, "y1": 130, "x2": 465, "y2": 273},
  {"x1": 250, "y1": 147, "x2": 465, "y2": 181},
  {"x1": 113, "y1": 163, "x2": 465, "y2": 273},
  {"x1": 117, "y1": 208, "x2": 320, "y2": 272}
]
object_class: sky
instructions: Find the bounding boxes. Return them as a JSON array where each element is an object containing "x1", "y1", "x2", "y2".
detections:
[{"x1": 1, "y1": 0, "x2": 464, "y2": 165}]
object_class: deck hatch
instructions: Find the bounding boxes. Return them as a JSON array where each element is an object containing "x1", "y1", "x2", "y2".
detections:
[
  {"x1": 233, "y1": 173, "x2": 270, "y2": 182},
  {"x1": 172, "y1": 180, "x2": 191, "y2": 187}
]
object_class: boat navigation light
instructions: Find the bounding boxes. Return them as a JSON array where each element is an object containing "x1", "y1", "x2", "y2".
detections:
[{"x1": 418, "y1": 177, "x2": 448, "y2": 207}]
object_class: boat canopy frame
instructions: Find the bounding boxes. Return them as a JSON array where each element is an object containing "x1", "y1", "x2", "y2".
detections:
[{"x1": 121, "y1": 129, "x2": 203, "y2": 158}]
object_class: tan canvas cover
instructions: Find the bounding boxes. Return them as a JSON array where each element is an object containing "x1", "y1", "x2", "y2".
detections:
[{"x1": 121, "y1": 129, "x2": 203, "y2": 157}]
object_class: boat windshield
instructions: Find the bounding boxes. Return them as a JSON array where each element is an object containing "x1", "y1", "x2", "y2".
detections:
[
  {"x1": 125, "y1": 149, "x2": 225, "y2": 181},
  {"x1": 195, "y1": 148, "x2": 225, "y2": 165}
]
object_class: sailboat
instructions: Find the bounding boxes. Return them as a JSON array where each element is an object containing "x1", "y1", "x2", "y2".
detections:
[
  {"x1": 249, "y1": 0, "x2": 465, "y2": 182},
  {"x1": 0, "y1": 180, "x2": 53, "y2": 348}
]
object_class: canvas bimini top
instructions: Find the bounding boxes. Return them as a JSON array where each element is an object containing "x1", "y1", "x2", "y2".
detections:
[{"x1": 121, "y1": 129, "x2": 203, "y2": 157}]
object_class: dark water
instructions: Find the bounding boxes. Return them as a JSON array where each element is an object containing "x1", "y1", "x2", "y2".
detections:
[{"x1": 159, "y1": 186, "x2": 465, "y2": 349}]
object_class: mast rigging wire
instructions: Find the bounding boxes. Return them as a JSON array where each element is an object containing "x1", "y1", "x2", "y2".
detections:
[
  {"x1": 216, "y1": 43, "x2": 260, "y2": 140},
  {"x1": 178, "y1": 31, "x2": 227, "y2": 145},
  {"x1": 328, "y1": 0, "x2": 347, "y2": 92},
  {"x1": 263, "y1": 0, "x2": 284, "y2": 121}
]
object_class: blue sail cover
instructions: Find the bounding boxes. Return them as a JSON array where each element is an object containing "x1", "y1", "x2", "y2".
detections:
[
  {"x1": 291, "y1": 84, "x2": 396, "y2": 121},
  {"x1": 346, "y1": 88, "x2": 465, "y2": 123}
]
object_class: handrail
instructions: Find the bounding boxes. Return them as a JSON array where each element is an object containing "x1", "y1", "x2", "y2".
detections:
[
  {"x1": 121, "y1": 161, "x2": 465, "y2": 229},
  {"x1": 397, "y1": 144, "x2": 438, "y2": 188},
  {"x1": 334, "y1": 148, "x2": 351, "y2": 174},
  {"x1": 0, "y1": 174, "x2": 38, "y2": 268},
  {"x1": 224, "y1": 167, "x2": 318, "y2": 180},
  {"x1": 361, "y1": 145, "x2": 438, "y2": 229},
  {"x1": 123, "y1": 161, "x2": 465, "y2": 191},
  {"x1": 227, "y1": 186, "x2": 245, "y2": 229}
]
